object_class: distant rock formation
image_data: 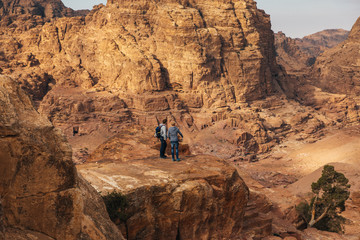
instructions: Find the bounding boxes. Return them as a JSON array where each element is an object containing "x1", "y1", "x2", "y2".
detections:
[
  {"x1": 0, "y1": 0, "x2": 88, "y2": 20},
  {"x1": 274, "y1": 31, "x2": 312, "y2": 74},
  {"x1": 274, "y1": 29, "x2": 349, "y2": 74},
  {"x1": 0, "y1": 75, "x2": 123, "y2": 239},
  {"x1": 296, "y1": 29, "x2": 349, "y2": 57},
  {"x1": 311, "y1": 17, "x2": 360, "y2": 95},
  {"x1": 77, "y1": 154, "x2": 249, "y2": 240}
]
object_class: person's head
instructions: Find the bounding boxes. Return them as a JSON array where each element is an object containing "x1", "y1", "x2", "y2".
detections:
[
  {"x1": 162, "y1": 119, "x2": 167, "y2": 124},
  {"x1": 171, "y1": 122, "x2": 176, "y2": 126}
]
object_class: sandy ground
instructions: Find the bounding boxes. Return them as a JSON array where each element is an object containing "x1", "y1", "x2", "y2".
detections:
[
  {"x1": 238, "y1": 125, "x2": 360, "y2": 236},
  {"x1": 245, "y1": 126, "x2": 360, "y2": 177}
]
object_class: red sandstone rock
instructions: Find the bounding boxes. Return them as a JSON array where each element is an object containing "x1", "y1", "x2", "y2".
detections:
[
  {"x1": 274, "y1": 29, "x2": 349, "y2": 74},
  {"x1": 311, "y1": 17, "x2": 360, "y2": 95},
  {"x1": 0, "y1": 75, "x2": 124, "y2": 240},
  {"x1": 77, "y1": 155, "x2": 249, "y2": 240},
  {"x1": 297, "y1": 29, "x2": 349, "y2": 57}
]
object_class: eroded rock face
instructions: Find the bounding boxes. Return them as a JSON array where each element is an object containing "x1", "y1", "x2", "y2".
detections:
[
  {"x1": 296, "y1": 29, "x2": 349, "y2": 57},
  {"x1": 274, "y1": 29, "x2": 349, "y2": 74},
  {"x1": 77, "y1": 155, "x2": 249, "y2": 240},
  {"x1": 0, "y1": 0, "x2": 87, "y2": 20},
  {"x1": 1, "y1": 0, "x2": 281, "y2": 104},
  {"x1": 0, "y1": 0, "x2": 295, "y2": 159},
  {"x1": 274, "y1": 31, "x2": 313, "y2": 74},
  {"x1": 0, "y1": 75, "x2": 123, "y2": 240},
  {"x1": 311, "y1": 17, "x2": 360, "y2": 95}
]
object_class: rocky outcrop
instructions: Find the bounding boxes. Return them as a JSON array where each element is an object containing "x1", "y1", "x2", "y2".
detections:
[
  {"x1": 0, "y1": 0, "x2": 298, "y2": 161},
  {"x1": 311, "y1": 17, "x2": 360, "y2": 95},
  {"x1": 0, "y1": 75, "x2": 123, "y2": 239},
  {"x1": 302, "y1": 228, "x2": 359, "y2": 240},
  {"x1": 274, "y1": 31, "x2": 312, "y2": 74},
  {"x1": 0, "y1": 0, "x2": 88, "y2": 20},
  {"x1": 0, "y1": 0, "x2": 281, "y2": 103},
  {"x1": 296, "y1": 29, "x2": 349, "y2": 57},
  {"x1": 274, "y1": 29, "x2": 349, "y2": 74},
  {"x1": 241, "y1": 190, "x2": 273, "y2": 239},
  {"x1": 77, "y1": 155, "x2": 249, "y2": 239}
]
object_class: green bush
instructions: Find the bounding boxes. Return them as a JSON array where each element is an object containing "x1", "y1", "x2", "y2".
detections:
[
  {"x1": 296, "y1": 165, "x2": 350, "y2": 233},
  {"x1": 102, "y1": 190, "x2": 129, "y2": 223}
]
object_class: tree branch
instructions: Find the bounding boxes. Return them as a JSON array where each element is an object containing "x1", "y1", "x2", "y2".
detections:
[
  {"x1": 313, "y1": 205, "x2": 330, "y2": 226},
  {"x1": 308, "y1": 195, "x2": 318, "y2": 227},
  {"x1": 308, "y1": 195, "x2": 330, "y2": 227}
]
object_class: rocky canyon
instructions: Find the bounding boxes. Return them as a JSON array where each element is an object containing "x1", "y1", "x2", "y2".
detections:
[{"x1": 0, "y1": 0, "x2": 359, "y2": 239}]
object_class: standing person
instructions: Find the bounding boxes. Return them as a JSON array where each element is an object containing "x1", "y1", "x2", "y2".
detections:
[
  {"x1": 159, "y1": 119, "x2": 168, "y2": 158},
  {"x1": 167, "y1": 122, "x2": 183, "y2": 162}
]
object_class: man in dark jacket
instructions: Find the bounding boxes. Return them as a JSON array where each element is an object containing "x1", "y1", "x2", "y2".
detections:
[{"x1": 167, "y1": 122, "x2": 183, "y2": 162}]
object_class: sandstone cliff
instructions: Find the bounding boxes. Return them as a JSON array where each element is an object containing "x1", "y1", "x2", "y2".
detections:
[
  {"x1": 1, "y1": 0, "x2": 282, "y2": 103},
  {"x1": 0, "y1": 0, "x2": 356, "y2": 160},
  {"x1": 0, "y1": 0, "x2": 88, "y2": 20},
  {"x1": 274, "y1": 31, "x2": 312, "y2": 74},
  {"x1": 0, "y1": 0, "x2": 299, "y2": 161},
  {"x1": 0, "y1": 75, "x2": 123, "y2": 239},
  {"x1": 274, "y1": 29, "x2": 349, "y2": 74},
  {"x1": 311, "y1": 17, "x2": 360, "y2": 95},
  {"x1": 296, "y1": 29, "x2": 349, "y2": 57},
  {"x1": 0, "y1": 1, "x2": 359, "y2": 239},
  {"x1": 77, "y1": 154, "x2": 249, "y2": 240}
]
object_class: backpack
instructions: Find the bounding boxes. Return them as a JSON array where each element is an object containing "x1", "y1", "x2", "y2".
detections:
[{"x1": 155, "y1": 125, "x2": 161, "y2": 138}]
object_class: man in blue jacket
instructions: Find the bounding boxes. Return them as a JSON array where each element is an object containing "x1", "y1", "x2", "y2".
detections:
[{"x1": 167, "y1": 122, "x2": 183, "y2": 162}]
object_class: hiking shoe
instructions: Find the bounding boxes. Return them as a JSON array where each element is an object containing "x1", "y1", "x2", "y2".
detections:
[
  {"x1": 176, "y1": 159, "x2": 181, "y2": 162},
  {"x1": 160, "y1": 156, "x2": 167, "y2": 159},
  {"x1": 172, "y1": 159, "x2": 176, "y2": 162}
]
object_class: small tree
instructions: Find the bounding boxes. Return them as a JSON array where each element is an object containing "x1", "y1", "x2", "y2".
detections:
[
  {"x1": 296, "y1": 165, "x2": 350, "y2": 233},
  {"x1": 102, "y1": 190, "x2": 130, "y2": 239},
  {"x1": 102, "y1": 190, "x2": 129, "y2": 223}
]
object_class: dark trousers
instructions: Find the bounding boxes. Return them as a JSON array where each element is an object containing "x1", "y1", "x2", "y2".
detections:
[{"x1": 160, "y1": 137, "x2": 167, "y2": 157}]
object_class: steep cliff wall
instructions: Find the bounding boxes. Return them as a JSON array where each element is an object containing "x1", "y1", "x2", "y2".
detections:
[
  {"x1": 0, "y1": 75, "x2": 123, "y2": 239},
  {"x1": 274, "y1": 29, "x2": 349, "y2": 74},
  {"x1": 274, "y1": 31, "x2": 312, "y2": 74},
  {"x1": 0, "y1": 0, "x2": 295, "y2": 159},
  {"x1": 311, "y1": 17, "x2": 360, "y2": 95},
  {"x1": 1, "y1": 0, "x2": 281, "y2": 104},
  {"x1": 0, "y1": 0, "x2": 87, "y2": 20},
  {"x1": 296, "y1": 29, "x2": 349, "y2": 57},
  {"x1": 77, "y1": 154, "x2": 249, "y2": 240}
]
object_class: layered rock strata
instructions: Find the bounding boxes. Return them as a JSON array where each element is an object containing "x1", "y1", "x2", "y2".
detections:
[
  {"x1": 0, "y1": 0, "x2": 296, "y2": 159},
  {"x1": 311, "y1": 17, "x2": 360, "y2": 95},
  {"x1": 77, "y1": 155, "x2": 249, "y2": 239},
  {"x1": 0, "y1": 75, "x2": 123, "y2": 239},
  {"x1": 0, "y1": 0, "x2": 87, "y2": 20},
  {"x1": 274, "y1": 31, "x2": 313, "y2": 74},
  {"x1": 1, "y1": 0, "x2": 281, "y2": 103},
  {"x1": 274, "y1": 29, "x2": 349, "y2": 74},
  {"x1": 296, "y1": 29, "x2": 349, "y2": 57}
]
